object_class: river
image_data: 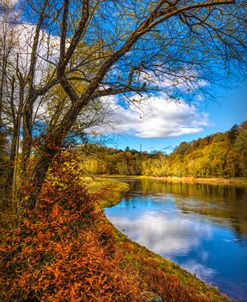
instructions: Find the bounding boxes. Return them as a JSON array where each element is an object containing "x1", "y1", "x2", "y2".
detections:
[{"x1": 105, "y1": 178, "x2": 247, "y2": 302}]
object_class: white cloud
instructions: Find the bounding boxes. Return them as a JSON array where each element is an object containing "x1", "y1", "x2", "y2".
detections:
[
  {"x1": 106, "y1": 212, "x2": 212, "y2": 257},
  {"x1": 13, "y1": 23, "x2": 60, "y2": 80},
  {"x1": 139, "y1": 67, "x2": 209, "y2": 93},
  {"x1": 0, "y1": 20, "x2": 59, "y2": 80},
  {"x1": 91, "y1": 95, "x2": 209, "y2": 138}
]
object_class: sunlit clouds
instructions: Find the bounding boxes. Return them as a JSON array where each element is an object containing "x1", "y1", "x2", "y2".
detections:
[{"x1": 91, "y1": 95, "x2": 209, "y2": 138}]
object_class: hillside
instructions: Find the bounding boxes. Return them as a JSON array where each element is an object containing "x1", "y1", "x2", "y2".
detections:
[{"x1": 78, "y1": 121, "x2": 247, "y2": 178}]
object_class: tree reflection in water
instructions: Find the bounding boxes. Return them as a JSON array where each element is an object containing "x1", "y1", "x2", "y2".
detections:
[{"x1": 125, "y1": 179, "x2": 247, "y2": 239}]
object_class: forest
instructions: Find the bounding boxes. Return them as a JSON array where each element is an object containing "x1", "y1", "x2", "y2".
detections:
[{"x1": 79, "y1": 121, "x2": 247, "y2": 178}]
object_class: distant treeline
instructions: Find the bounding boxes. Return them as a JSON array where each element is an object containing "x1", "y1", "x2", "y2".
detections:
[{"x1": 80, "y1": 121, "x2": 247, "y2": 178}]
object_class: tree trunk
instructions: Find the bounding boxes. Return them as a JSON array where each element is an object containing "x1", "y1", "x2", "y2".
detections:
[
  {"x1": 25, "y1": 102, "x2": 81, "y2": 208},
  {"x1": 5, "y1": 126, "x2": 18, "y2": 200},
  {"x1": 22, "y1": 102, "x2": 33, "y2": 174},
  {"x1": 26, "y1": 150, "x2": 54, "y2": 209},
  {"x1": 4, "y1": 115, "x2": 21, "y2": 204}
]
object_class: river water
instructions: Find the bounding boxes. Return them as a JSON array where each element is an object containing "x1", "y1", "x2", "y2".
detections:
[{"x1": 105, "y1": 178, "x2": 247, "y2": 302}]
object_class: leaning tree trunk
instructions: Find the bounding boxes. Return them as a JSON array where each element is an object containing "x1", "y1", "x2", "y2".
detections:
[
  {"x1": 25, "y1": 121, "x2": 69, "y2": 209},
  {"x1": 25, "y1": 94, "x2": 102, "y2": 208},
  {"x1": 22, "y1": 102, "x2": 34, "y2": 174},
  {"x1": 27, "y1": 148, "x2": 55, "y2": 209}
]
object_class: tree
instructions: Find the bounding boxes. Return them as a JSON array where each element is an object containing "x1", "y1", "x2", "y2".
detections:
[
  {"x1": 2, "y1": 0, "x2": 247, "y2": 208},
  {"x1": 227, "y1": 124, "x2": 239, "y2": 144},
  {"x1": 234, "y1": 121, "x2": 247, "y2": 176},
  {"x1": 0, "y1": 2, "x2": 26, "y2": 204}
]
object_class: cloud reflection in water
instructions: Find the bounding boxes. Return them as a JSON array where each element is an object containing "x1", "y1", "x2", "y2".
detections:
[
  {"x1": 183, "y1": 260, "x2": 216, "y2": 281},
  {"x1": 109, "y1": 212, "x2": 212, "y2": 256},
  {"x1": 106, "y1": 182, "x2": 247, "y2": 301},
  {"x1": 107, "y1": 211, "x2": 216, "y2": 280}
]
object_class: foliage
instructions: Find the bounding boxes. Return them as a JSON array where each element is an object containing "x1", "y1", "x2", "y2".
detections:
[
  {"x1": 87, "y1": 178, "x2": 129, "y2": 209},
  {"x1": 0, "y1": 153, "x2": 140, "y2": 301},
  {"x1": 0, "y1": 152, "x2": 232, "y2": 301},
  {"x1": 79, "y1": 121, "x2": 247, "y2": 178}
]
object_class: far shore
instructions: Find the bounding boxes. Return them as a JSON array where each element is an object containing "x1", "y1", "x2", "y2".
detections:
[{"x1": 101, "y1": 175, "x2": 247, "y2": 185}]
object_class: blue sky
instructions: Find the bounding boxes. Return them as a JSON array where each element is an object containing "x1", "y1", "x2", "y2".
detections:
[
  {"x1": 5, "y1": 0, "x2": 245, "y2": 153},
  {"x1": 106, "y1": 79, "x2": 247, "y2": 153}
]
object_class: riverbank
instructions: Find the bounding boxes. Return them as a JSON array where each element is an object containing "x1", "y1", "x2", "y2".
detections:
[
  {"x1": 0, "y1": 173, "x2": 232, "y2": 301},
  {"x1": 145, "y1": 176, "x2": 247, "y2": 185},
  {"x1": 102, "y1": 175, "x2": 247, "y2": 185},
  {"x1": 90, "y1": 178, "x2": 232, "y2": 301}
]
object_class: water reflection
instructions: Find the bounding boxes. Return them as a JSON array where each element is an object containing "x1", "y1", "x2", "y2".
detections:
[
  {"x1": 105, "y1": 179, "x2": 247, "y2": 302},
  {"x1": 125, "y1": 179, "x2": 247, "y2": 238},
  {"x1": 109, "y1": 211, "x2": 212, "y2": 258},
  {"x1": 183, "y1": 260, "x2": 216, "y2": 281}
]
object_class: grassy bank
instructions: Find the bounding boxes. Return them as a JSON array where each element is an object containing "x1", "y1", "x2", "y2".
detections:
[
  {"x1": 90, "y1": 177, "x2": 232, "y2": 302},
  {"x1": 0, "y1": 159, "x2": 233, "y2": 301},
  {"x1": 102, "y1": 175, "x2": 247, "y2": 186}
]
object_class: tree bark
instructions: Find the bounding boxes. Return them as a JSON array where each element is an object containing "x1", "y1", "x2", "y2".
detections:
[
  {"x1": 26, "y1": 149, "x2": 54, "y2": 209},
  {"x1": 22, "y1": 101, "x2": 34, "y2": 174},
  {"x1": 26, "y1": 101, "x2": 83, "y2": 208},
  {"x1": 5, "y1": 124, "x2": 18, "y2": 201}
]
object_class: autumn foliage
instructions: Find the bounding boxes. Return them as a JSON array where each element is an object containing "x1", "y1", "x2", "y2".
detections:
[
  {"x1": 79, "y1": 121, "x2": 247, "y2": 178},
  {"x1": 0, "y1": 153, "x2": 140, "y2": 301},
  {"x1": 0, "y1": 152, "x2": 230, "y2": 301}
]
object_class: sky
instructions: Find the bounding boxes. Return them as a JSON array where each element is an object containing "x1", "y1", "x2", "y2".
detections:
[
  {"x1": 2, "y1": 0, "x2": 246, "y2": 154},
  {"x1": 105, "y1": 79, "x2": 247, "y2": 153}
]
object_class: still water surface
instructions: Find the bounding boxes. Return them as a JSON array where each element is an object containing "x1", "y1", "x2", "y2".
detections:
[{"x1": 105, "y1": 179, "x2": 247, "y2": 302}]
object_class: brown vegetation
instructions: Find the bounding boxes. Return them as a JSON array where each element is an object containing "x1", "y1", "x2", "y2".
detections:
[{"x1": 0, "y1": 152, "x2": 232, "y2": 301}]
